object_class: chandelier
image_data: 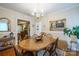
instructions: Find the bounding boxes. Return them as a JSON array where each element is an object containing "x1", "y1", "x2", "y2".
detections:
[
  {"x1": 32, "y1": 11, "x2": 43, "y2": 19},
  {"x1": 32, "y1": 4, "x2": 44, "y2": 19}
]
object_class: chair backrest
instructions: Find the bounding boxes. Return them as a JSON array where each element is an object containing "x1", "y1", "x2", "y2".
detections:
[
  {"x1": 50, "y1": 38, "x2": 58, "y2": 51},
  {"x1": 46, "y1": 34, "x2": 53, "y2": 39},
  {"x1": 49, "y1": 38, "x2": 58, "y2": 55},
  {"x1": 23, "y1": 35, "x2": 28, "y2": 39},
  {"x1": 13, "y1": 45, "x2": 23, "y2": 56},
  {"x1": 43, "y1": 38, "x2": 58, "y2": 56},
  {"x1": 31, "y1": 34, "x2": 38, "y2": 39},
  {"x1": 40, "y1": 32, "x2": 47, "y2": 37},
  {"x1": 20, "y1": 31, "x2": 26, "y2": 40}
]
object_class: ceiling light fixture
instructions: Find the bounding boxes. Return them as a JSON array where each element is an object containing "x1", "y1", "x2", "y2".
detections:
[
  {"x1": 32, "y1": 4, "x2": 44, "y2": 19},
  {"x1": 32, "y1": 11, "x2": 44, "y2": 19}
]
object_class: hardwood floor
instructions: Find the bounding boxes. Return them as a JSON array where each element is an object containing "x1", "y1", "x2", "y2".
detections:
[{"x1": 0, "y1": 48, "x2": 16, "y2": 56}]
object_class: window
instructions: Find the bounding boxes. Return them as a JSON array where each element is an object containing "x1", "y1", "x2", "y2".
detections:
[
  {"x1": 0, "y1": 18, "x2": 10, "y2": 31},
  {"x1": 0, "y1": 22, "x2": 8, "y2": 31}
]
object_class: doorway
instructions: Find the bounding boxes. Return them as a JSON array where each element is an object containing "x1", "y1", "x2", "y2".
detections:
[{"x1": 17, "y1": 19, "x2": 30, "y2": 43}]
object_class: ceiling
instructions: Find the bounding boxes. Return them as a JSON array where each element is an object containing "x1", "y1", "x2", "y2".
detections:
[{"x1": 0, "y1": 3, "x2": 79, "y2": 17}]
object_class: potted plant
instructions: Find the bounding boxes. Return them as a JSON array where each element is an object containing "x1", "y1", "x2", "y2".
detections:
[
  {"x1": 71, "y1": 26, "x2": 79, "y2": 39},
  {"x1": 64, "y1": 28, "x2": 71, "y2": 37},
  {"x1": 64, "y1": 26, "x2": 79, "y2": 43},
  {"x1": 71, "y1": 26, "x2": 79, "y2": 43}
]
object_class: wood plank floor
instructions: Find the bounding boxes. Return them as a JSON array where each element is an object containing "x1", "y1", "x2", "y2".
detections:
[{"x1": 0, "y1": 48, "x2": 16, "y2": 56}]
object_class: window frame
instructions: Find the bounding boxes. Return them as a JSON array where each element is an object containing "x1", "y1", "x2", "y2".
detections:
[{"x1": 0, "y1": 18, "x2": 10, "y2": 32}]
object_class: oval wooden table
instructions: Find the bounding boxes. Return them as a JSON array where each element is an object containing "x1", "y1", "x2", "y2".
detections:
[{"x1": 19, "y1": 37, "x2": 56, "y2": 55}]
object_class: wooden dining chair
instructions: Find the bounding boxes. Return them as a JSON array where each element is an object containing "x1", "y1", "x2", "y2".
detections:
[
  {"x1": 40, "y1": 32, "x2": 47, "y2": 36},
  {"x1": 36, "y1": 38, "x2": 58, "y2": 56},
  {"x1": 22, "y1": 51, "x2": 34, "y2": 56},
  {"x1": 13, "y1": 44, "x2": 34, "y2": 56},
  {"x1": 31, "y1": 34, "x2": 38, "y2": 39},
  {"x1": 46, "y1": 33, "x2": 53, "y2": 39},
  {"x1": 13, "y1": 45, "x2": 23, "y2": 56},
  {"x1": 18, "y1": 31, "x2": 27, "y2": 41},
  {"x1": 56, "y1": 39, "x2": 68, "y2": 56},
  {"x1": 43, "y1": 38, "x2": 58, "y2": 56}
]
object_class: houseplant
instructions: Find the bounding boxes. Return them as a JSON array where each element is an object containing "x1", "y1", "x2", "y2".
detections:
[
  {"x1": 64, "y1": 26, "x2": 79, "y2": 43},
  {"x1": 64, "y1": 28, "x2": 71, "y2": 37},
  {"x1": 64, "y1": 26, "x2": 79, "y2": 38},
  {"x1": 71, "y1": 26, "x2": 79, "y2": 39}
]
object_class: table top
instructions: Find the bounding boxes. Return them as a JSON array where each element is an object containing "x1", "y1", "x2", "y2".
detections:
[{"x1": 19, "y1": 37, "x2": 56, "y2": 51}]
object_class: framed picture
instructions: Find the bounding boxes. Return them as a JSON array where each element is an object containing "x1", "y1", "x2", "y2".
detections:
[{"x1": 49, "y1": 18, "x2": 66, "y2": 31}]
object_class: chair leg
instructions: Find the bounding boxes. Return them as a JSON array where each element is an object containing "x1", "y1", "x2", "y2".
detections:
[
  {"x1": 43, "y1": 51, "x2": 47, "y2": 56},
  {"x1": 33, "y1": 51, "x2": 37, "y2": 56},
  {"x1": 55, "y1": 52, "x2": 58, "y2": 56}
]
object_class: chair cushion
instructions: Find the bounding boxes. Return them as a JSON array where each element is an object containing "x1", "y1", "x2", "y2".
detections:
[{"x1": 37, "y1": 50, "x2": 49, "y2": 56}]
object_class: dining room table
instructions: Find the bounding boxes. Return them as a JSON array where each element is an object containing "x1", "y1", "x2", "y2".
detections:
[{"x1": 19, "y1": 36, "x2": 56, "y2": 55}]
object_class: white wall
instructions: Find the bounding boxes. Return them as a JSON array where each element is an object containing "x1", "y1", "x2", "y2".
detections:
[
  {"x1": 35, "y1": 22, "x2": 42, "y2": 35},
  {"x1": 40, "y1": 6, "x2": 79, "y2": 41},
  {"x1": 0, "y1": 6, "x2": 34, "y2": 45},
  {"x1": 30, "y1": 19, "x2": 36, "y2": 36}
]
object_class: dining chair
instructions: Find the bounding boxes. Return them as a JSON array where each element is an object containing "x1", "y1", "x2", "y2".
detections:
[
  {"x1": 22, "y1": 51, "x2": 34, "y2": 56},
  {"x1": 40, "y1": 32, "x2": 47, "y2": 36},
  {"x1": 13, "y1": 45, "x2": 23, "y2": 56},
  {"x1": 36, "y1": 38, "x2": 58, "y2": 56},
  {"x1": 23, "y1": 35, "x2": 28, "y2": 39},
  {"x1": 13, "y1": 44, "x2": 34, "y2": 56},
  {"x1": 43, "y1": 38, "x2": 58, "y2": 56},
  {"x1": 46, "y1": 34, "x2": 53, "y2": 39},
  {"x1": 31, "y1": 34, "x2": 38, "y2": 39},
  {"x1": 19, "y1": 31, "x2": 27, "y2": 41},
  {"x1": 56, "y1": 39, "x2": 68, "y2": 56}
]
